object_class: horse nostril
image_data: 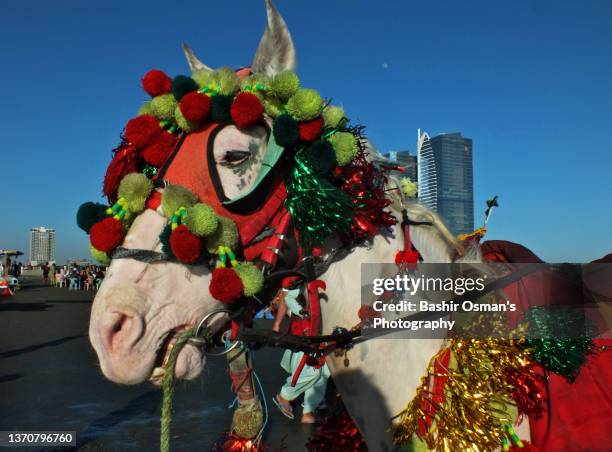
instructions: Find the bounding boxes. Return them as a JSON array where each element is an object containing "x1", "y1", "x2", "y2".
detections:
[
  {"x1": 113, "y1": 316, "x2": 125, "y2": 333},
  {"x1": 103, "y1": 310, "x2": 145, "y2": 353}
]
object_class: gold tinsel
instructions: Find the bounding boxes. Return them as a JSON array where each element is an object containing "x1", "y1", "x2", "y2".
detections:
[{"x1": 393, "y1": 333, "x2": 534, "y2": 451}]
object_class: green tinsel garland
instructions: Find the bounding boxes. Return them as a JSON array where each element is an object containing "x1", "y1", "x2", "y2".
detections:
[
  {"x1": 142, "y1": 164, "x2": 158, "y2": 178},
  {"x1": 524, "y1": 306, "x2": 595, "y2": 382},
  {"x1": 285, "y1": 152, "x2": 353, "y2": 247}
]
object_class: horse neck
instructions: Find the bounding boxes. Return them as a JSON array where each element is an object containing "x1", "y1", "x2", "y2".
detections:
[{"x1": 319, "y1": 203, "x2": 467, "y2": 332}]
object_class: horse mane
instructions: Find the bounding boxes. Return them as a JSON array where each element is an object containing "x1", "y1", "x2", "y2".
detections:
[{"x1": 363, "y1": 141, "x2": 475, "y2": 262}]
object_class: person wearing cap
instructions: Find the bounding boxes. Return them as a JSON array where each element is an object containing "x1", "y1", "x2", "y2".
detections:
[{"x1": 271, "y1": 277, "x2": 330, "y2": 423}]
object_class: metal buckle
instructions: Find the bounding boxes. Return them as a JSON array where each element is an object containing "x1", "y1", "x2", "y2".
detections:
[{"x1": 189, "y1": 309, "x2": 240, "y2": 356}]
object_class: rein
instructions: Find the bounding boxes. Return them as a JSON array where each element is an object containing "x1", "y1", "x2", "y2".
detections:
[
  {"x1": 230, "y1": 263, "x2": 544, "y2": 354},
  {"x1": 111, "y1": 213, "x2": 545, "y2": 357}
]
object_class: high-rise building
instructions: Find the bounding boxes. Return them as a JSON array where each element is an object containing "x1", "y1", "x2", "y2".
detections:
[
  {"x1": 29, "y1": 227, "x2": 56, "y2": 264},
  {"x1": 383, "y1": 150, "x2": 418, "y2": 182},
  {"x1": 417, "y1": 131, "x2": 437, "y2": 210},
  {"x1": 417, "y1": 130, "x2": 473, "y2": 236}
]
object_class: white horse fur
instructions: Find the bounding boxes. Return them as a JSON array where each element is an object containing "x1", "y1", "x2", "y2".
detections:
[{"x1": 89, "y1": 1, "x2": 530, "y2": 448}]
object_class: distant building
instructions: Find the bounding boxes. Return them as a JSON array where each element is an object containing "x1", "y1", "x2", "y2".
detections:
[
  {"x1": 383, "y1": 150, "x2": 418, "y2": 182},
  {"x1": 417, "y1": 130, "x2": 473, "y2": 236},
  {"x1": 29, "y1": 227, "x2": 56, "y2": 264},
  {"x1": 417, "y1": 131, "x2": 437, "y2": 210}
]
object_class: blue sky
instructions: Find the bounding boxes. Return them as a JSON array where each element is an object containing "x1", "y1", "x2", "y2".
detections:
[{"x1": 1, "y1": 0, "x2": 610, "y2": 263}]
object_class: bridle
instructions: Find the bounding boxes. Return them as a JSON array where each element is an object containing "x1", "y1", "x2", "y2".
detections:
[{"x1": 108, "y1": 207, "x2": 442, "y2": 356}]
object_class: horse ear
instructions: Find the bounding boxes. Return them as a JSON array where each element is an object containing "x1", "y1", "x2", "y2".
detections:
[
  {"x1": 182, "y1": 43, "x2": 213, "y2": 73},
  {"x1": 251, "y1": 0, "x2": 296, "y2": 76}
]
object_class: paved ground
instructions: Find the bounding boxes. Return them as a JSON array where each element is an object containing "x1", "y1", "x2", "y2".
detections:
[{"x1": 0, "y1": 276, "x2": 319, "y2": 451}]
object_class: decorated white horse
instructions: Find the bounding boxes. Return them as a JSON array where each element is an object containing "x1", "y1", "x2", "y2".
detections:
[{"x1": 83, "y1": 1, "x2": 609, "y2": 450}]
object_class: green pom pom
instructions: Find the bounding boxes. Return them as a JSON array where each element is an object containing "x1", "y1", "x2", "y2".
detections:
[
  {"x1": 234, "y1": 262, "x2": 264, "y2": 296},
  {"x1": 77, "y1": 202, "x2": 108, "y2": 233},
  {"x1": 211, "y1": 94, "x2": 233, "y2": 122},
  {"x1": 270, "y1": 71, "x2": 300, "y2": 101},
  {"x1": 174, "y1": 105, "x2": 199, "y2": 133},
  {"x1": 118, "y1": 173, "x2": 153, "y2": 213},
  {"x1": 286, "y1": 89, "x2": 323, "y2": 121},
  {"x1": 161, "y1": 184, "x2": 198, "y2": 217},
  {"x1": 330, "y1": 132, "x2": 358, "y2": 165},
  {"x1": 172, "y1": 75, "x2": 198, "y2": 101},
  {"x1": 272, "y1": 114, "x2": 299, "y2": 147},
  {"x1": 212, "y1": 67, "x2": 241, "y2": 95},
  {"x1": 204, "y1": 216, "x2": 239, "y2": 253},
  {"x1": 400, "y1": 177, "x2": 418, "y2": 198},
  {"x1": 184, "y1": 203, "x2": 218, "y2": 237},
  {"x1": 150, "y1": 94, "x2": 177, "y2": 120},
  {"x1": 192, "y1": 69, "x2": 214, "y2": 89},
  {"x1": 262, "y1": 97, "x2": 283, "y2": 117},
  {"x1": 322, "y1": 105, "x2": 346, "y2": 128},
  {"x1": 159, "y1": 224, "x2": 174, "y2": 257},
  {"x1": 138, "y1": 101, "x2": 153, "y2": 116},
  {"x1": 241, "y1": 74, "x2": 270, "y2": 99},
  {"x1": 90, "y1": 245, "x2": 110, "y2": 265},
  {"x1": 303, "y1": 140, "x2": 337, "y2": 174}
]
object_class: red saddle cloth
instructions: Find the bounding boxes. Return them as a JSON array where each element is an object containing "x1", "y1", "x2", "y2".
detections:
[{"x1": 481, "y1": 240, "x2": 612, "y2": 451}]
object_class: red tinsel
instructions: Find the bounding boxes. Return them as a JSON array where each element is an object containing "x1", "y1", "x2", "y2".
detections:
[
  {"x1": 507, "y1": 366, "x2": 547, "y2": 419},
  {"x1": 169, "y1": 225, "x2": 203, "y2": 264},
  {"x1": 142, "y1": 131, "x2": 177, "y2": 167},
  {"x1": 124, "y1": 115, "x2": 162, "y2": 149},
  {"x1": 103, "y1": 143, "x2": 141, "y2": 203},
  {"x1": 230, "y1": 92, "x2": 264, "y2": 129},
  {"x1": 179, "y1": 91, "x2": 212, "y2": 122},
  {"x1": 211, "y1": 434, "x2": 270, "y2": 452},
  {"x1": 210, "y1": 267, "x2": 244, "y2": 303},
  {"x1": 142, "y1": 69, "x2": 172, "y2": 97},
  {"x1": 305, "y1": 401, "x2": 367, "y2": 452},
  {"x1": 299, "y1": 116, "x2": 324, "y2": 142},
  {"x1": 90, "y1": 217, "x2": 124, "y2": 253},
  {"x1": 337, "y1": 148, "x2": 397, "y2": 242}
]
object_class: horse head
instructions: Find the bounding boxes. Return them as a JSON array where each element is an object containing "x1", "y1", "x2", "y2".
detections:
[{"x1": 88, "y1": 0, "x2": 298, "y2": 385}]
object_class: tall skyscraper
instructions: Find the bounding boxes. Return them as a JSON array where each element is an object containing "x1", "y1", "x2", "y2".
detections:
[
  {"x1": 383, "y1": 150, "x2": 418, "y2": 182},
  {"x1": 417, "y1": 131, "x2": 437, "y2": 210},
  {"x1": 417, "y1": 130, "x2": 473, "y2": 235},
  {"x1": 29, "y1": 227, "x2": 56, "y2": 264}
]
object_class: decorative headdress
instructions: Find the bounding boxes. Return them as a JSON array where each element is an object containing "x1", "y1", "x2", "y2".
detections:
[{"x1": 77, "y1": 66, "x2": 397, "y2": 302}]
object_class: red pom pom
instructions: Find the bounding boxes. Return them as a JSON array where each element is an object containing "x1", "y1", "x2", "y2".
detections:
[
  {"x1": 169, "y1": 225, "x2": 203, "y2": 264},
  {"x1": 124, "y1": 115, "x2": 162, "y2": 149},
  {"x1": 142, "y1": 69, "x2": 172, "y2": 97},
  {"x1": 142, "y1": 131, "x2": 176, "y2": 167},
  {"x1": 103, "y1": 144, "x2": 141, "y2": 203},
  {"x1": 179, "y1": 92, "x2": 212, "y2": 122},
  {"x1": 395, "y1": 249, "x2": 419, "y2": 265},
  {"x1": 299, "y1": 116, "x2": 324, "y2": 142},
  {"x1": 90, "y1": 217, "x2": 124, "y2": 253},
  {"x1": 230, "y1": 92, "x2": 264, "y2": 129},
  {"x1": 210, "y1": 267, "x2": 244, "y2": 303}
]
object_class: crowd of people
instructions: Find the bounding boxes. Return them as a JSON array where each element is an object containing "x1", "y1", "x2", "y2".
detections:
[{"x1": 42, "y1": 263, "x2": 106, "y2": 291}]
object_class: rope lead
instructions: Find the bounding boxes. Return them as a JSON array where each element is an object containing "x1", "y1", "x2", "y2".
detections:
[{"x1": 161, "y1": 328, "x2": 197, "y2": 452}]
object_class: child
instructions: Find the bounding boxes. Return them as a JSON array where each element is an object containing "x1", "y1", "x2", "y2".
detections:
[{"x1": 272, "y1": 277, "x2": 330, "y2": 423}]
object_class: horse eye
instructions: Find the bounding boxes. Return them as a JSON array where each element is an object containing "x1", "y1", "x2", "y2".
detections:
[{"x1": 221, "y1": 149, "x2": 251, "y2": 166}]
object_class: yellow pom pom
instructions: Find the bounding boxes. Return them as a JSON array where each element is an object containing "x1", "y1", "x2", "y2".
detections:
[
  {"x1": 212, "y1": 67, "x2": 241, "y2": 95},
  {"x1": 150, "y1": 94, "x2": 177, "y2": 120},
  {"x1": 400, "y1": 177, "x2": 418, "y2": 198}
]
